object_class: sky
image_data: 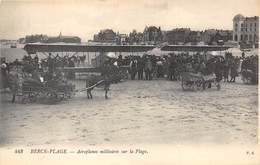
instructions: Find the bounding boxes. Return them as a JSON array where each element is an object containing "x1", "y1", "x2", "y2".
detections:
[{"x1": 0, "y1": 0, "x2": 259, "y2": 41}]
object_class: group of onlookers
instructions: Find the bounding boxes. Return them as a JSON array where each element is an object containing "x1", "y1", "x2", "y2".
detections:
[
  {"x1": 1, "y1": 51, "x2": 258, "y2": 85},
  {"x1": 127, "y1": 55, "x2": 156, "y2": 80},
  {"x1": 121, "y1": 52, "x2": 258, "y2": 83}
]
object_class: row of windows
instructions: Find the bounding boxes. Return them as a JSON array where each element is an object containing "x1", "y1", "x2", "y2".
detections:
[
  {"x1": 234, "y1": 34, "x2": 258, "y2": 42},
  {"x1": 241, "y1": 28, "x2": 257, "y2": 32},
  {"x1": 235, "y1": 22, "x2": 257, "y2": 27},
  {"x1": 234, "y1": 28, "x2": 257, "y2": 32}
]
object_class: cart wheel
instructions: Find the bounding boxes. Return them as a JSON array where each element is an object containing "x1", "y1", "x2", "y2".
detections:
[
  {"x1": 242, "y1": 76, "x2": 249, "y2": 84},
  {"x1": 196, "y1": 80, "x2": 203, "y2": 91},
  {"x1": 191, "y1": 82, "x2": 196, "y2": 91},
  {"x1": 28, "y1": 92, "x2": 38, "y2": 102},
  {"x1": 181, "y1": 79, "x2": 188, "y2": 91},
  {"x1": 21, "y1": 94, "x2": 30, "y2": 104},
  {"x1": 44, "y1": 91, "x2": 58, "y2": 103},
  {"x1": 29, "y1": 95, "x2": 37, "y2": 102},
  {"x1": 217, "y1": 83, "x2": 221, "y2": 90}
]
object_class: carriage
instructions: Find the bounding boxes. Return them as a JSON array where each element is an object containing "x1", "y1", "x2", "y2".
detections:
[
  {"x1": 18, "y1": 78, "x2": 75, "y2": 103},
  {"x1": 240, "y1": 56, "x2": 258, "y2": 85},
  {"x1": 181, "y1": 72, "x2": 220, "y2": 91},
  {"x1": 241, "y1": 69, "x2": 258, "y2": 84}
]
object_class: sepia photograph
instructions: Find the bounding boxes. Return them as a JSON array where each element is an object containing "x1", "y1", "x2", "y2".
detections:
[{"x1": 0, "y1": 0, "x2": 259, "y2": 164}]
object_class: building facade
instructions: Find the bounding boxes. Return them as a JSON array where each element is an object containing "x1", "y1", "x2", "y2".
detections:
[
  {"x1": 164, "y1": 28, "x2": 191, "y2": 45},
  {"x1": 128, "y1": 30, "x2": 143, "y2": 45},
  {"x1": 233, "y1": 14, "x2": 259, "y2": 45},
  {"x1": 116, "y1": 33, "x2": 128, "y2": 45},
  {"x1": 22, "y1": 33, "x2": 81, "y2": 43},
  {"x1": 143, "y1": 26, "x2": 163, "y2": 44},
  {"x1": 93, "y1": 29, "x2": 117, "y2": 43}
]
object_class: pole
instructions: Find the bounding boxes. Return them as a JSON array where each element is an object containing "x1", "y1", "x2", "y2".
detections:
[
  {"x1": 88, "y1": 52, "x2": 90, "y2": 66},
  {"x1": 95, "y1": 52, "x2": 97, "y2": 67}
]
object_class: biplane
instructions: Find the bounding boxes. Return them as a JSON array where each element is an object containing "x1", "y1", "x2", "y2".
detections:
[{"x1": 23, "y1": 43, "x2": 157, "y2": 73}]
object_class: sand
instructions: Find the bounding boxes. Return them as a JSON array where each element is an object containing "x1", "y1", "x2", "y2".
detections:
[{"x1": 0, "y1": 78, "x2": 258, "y2": 147}]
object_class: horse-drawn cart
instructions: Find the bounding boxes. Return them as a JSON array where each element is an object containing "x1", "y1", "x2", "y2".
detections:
[
  {"x1": 17, "y1": 78, "x2": 75, "y2": 103},
  {"x1": 181, "y1": 72, "x2": 220, "y2": 91}
]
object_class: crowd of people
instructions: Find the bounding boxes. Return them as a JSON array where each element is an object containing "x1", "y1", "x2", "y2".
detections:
[
  {"x1": 121, "y1": 52, "x2": 258, "y2": 83},
  {"x1": 1, "y1": 51, "x2": 258, "y2": 87},
  {"x1": 3, "y1": 53, "x2": 87, "y2": 80}
]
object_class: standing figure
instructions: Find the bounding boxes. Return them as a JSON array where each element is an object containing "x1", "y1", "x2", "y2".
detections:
[
  {"x1": 101, "y1": 61, "x2": 112, "y2": 99},
  {"x1": 34, "y1": 54, "x2": 39, "y2": 69},
  {"x1": 230, "y1": 60, "x2": 238, "y2": 82},
  {"x1": 68, "y1": 58, "x2": 75, "y2": 79},
  {"x1": 223, "y1": 59, "x2": 229, "y2": 82},
  {"x1": 137, "y1": 57, "x2": 144, "y2": 80},
  {"x1": 144, "y1": 57, "x2": 153, "y2": 80},
  {"x1": 214, "y1": 58, "x2": 223, "y2": 83},
  {"x1": 47, "y1": 53, "x2": 55, "y2": 74},
  {"x1": 104, "y1": 74, "x2": 110, "y2": 99},
  {"x1": 129, "y1": 59, "x2": 137, "y2": 80},
  {"x1": 156, "y1": 60, "x2": 164, "y2": 78},
  {"x1": 168, "y1": 58, "x2": 177, "y2": 80}
]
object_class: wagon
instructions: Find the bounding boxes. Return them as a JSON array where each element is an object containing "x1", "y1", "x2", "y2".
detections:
[
  {"x1": 18, "y1": 78, "x2": 75, "y2": 103},
  {"x1": 241, "y1": 69, "x2": 258, "y2": 84},
  {"x1": 181, "y1": 72, "x2": 220, "y2": 91}
]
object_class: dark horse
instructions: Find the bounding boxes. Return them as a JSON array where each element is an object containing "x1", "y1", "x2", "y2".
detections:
[{"x1": 85, "y1": 75, "x2": 109, "y2": 99}]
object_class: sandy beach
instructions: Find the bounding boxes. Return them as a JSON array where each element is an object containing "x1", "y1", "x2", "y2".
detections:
[{"x1": 0, "y1": 77, "x2": 257, "y2": 147}]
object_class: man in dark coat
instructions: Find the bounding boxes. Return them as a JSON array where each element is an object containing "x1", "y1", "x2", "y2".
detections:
[
  {"x1": 137, "y1": 57, "x2": 144, "y2": 80},
  {"x1": 68, "y1": 58, "x2": 75, "y2": 79},
  {"x1": 214, "y1": 58, "x2": 223, "y2": 83},
  {"x1": 144, "y1": 57, "x2": 153, "y2": 80},
  {"x1": 130, "y1": 59, "x2": 137, "y2": 80}
]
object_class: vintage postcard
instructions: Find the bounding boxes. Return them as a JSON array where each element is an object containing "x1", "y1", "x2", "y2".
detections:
[{"x1": 0, "y1": 0, "x2": 259, "y2": 164}]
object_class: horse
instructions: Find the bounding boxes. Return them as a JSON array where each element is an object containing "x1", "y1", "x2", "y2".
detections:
[{"x1": 85, "y1": 75, "x2": 108, "y2": 99}]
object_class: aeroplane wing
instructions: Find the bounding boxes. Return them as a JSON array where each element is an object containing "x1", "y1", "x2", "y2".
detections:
[
  {"x1": 160, "y1": 45, "x2": 232, "y2": 52},
  {"x1": 24, "y1": 43, "x2": 156, "y2": 54}
]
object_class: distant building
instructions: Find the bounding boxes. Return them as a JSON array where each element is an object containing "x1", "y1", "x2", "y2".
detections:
[
  {"x1": 233, "y1": 14, "x2": 259, "y2": 46},
  {"x1": 116, "y1": 33, "x2": 128, "y2": 45},
  {"x1": 23, "y1": 33, "x2": 81, "y2": 43},
  {"x1": 143, "y1": 26, "x2": 163, "y2": 44},
  {"x1": 201, "y1": 29, "x2": 217, "y2": 44},
  {"x1": 24, "y1": 34, "x2": 48, "y2": 43},
  {"x1": 212, "y1": 30, "x2": 233, "y2": 44},
  {"x1": 45, "y1": 32, "x2": 81, "y2": 43},
  {"x1": 129, "y1": 30, "x2": 143, "y2": 45},
  {"x1": 164, "y1": 28, "x2": 191, "y2": 45},
  {"x1": 200, "y1": 29, "x2": 232, "y2": 45},
  {"x1": 187, "y1": 31, "x2": 202, "y2": 44},
  {"x1": 93, "y1": 29, "x2": 117, "y2": 43},
  {"x1": 58, "y1": 32, "x2": 81, "y2": 43},
  {"x1": 163, "y1": 28, "x2": 232, "y2": 45}
]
